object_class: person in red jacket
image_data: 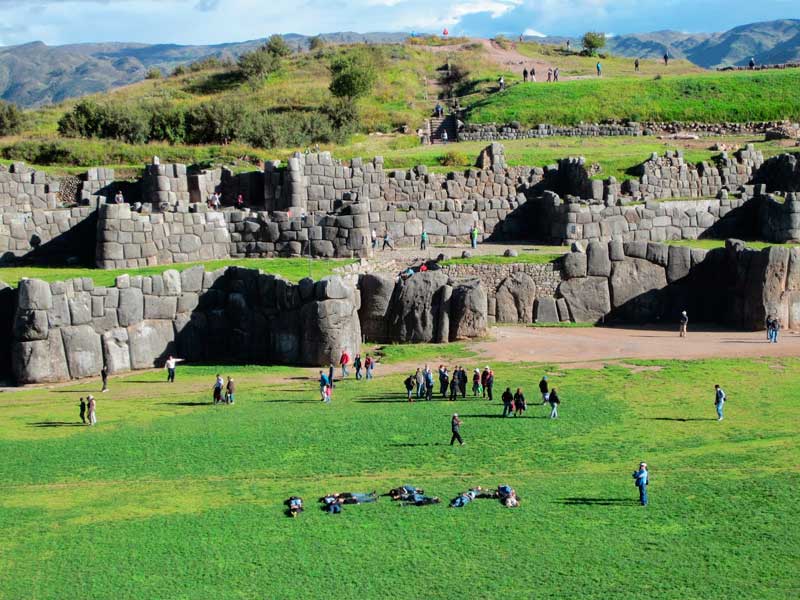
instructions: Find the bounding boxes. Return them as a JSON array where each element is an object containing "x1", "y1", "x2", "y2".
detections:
[{"x1": 339, "y1": 350, "x2": 350, "y2": 378}]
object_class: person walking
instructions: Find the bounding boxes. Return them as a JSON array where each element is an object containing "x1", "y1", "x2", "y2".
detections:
[
  {"x1": 513, "y1": 388, "x2": 526, "y2": 417},
  {"x1": 382, "y1": 231, "x2": 394, "y2": 251},
  {"x1": 450, "y1": 413, "x2": 464, "y2": 446},
  {"x1": 79, "y1": 397, "x2": 87, "y2": 424},
  {"x1": 353, "y1": 354, "x2": 363, "y2": 380},
  {"x1": 441, "y1": 130, "x2": 448, "y2": 145},
  {"x1": 420, "y1": 229, "x2": 428, "y2": 251},
  {"x1": 553, "y1": 67, "x2": 559, "y2": 82},
  {"x1": 101, "y1": 365, "x2": 108, "y2": 393},
  {"x1": 339, "y1": 349, "x2": 350, "y2": 378},
  {"x1": 480, "y1": 367, "x2": 489, "y2": 399},
  {"x1": 415, "y1": 367, "x2": 425, "y2": 399},
  {"x1": 226, "y1": 377, "x2": 236, "y2": 404},
  {"x1": 548, "y1": 388, "x2": 560, "y2": 419},
  {"x1": 323, "y1": 383, "x2": 332, "y2": 404},
  {"x1": 749, "y1": 57, "x2": 756, "y2": 70},
  {"x1": 165, "y1": 355, "x2": 183, "y2": 383},
  {"x1": 663, "y1": 52, "x2": 669, "y2": 66},
  {"x1": 501, "y1": 387, "x2": 513, "y2": 417},
  {"x1": 770, "y1": 317, "x2": 780, "y2": 343},
  {"x1": 439, "y1": 366, "x2": 449, "y2": 398},
  {"x1": 530, "y1": 66, "x2": 536, "y2": 82},
  {"x1": 539, "y1": 375, "x2": 549, "y2": 405},
  {"x1": 714, "y1": 384, "x2": 726, "y2": 421},
  {"x1": 546, "y1": 67, "x2": 552, "y2": 82},
  {"x1": 319, "y1": 370, "x2": 330, "y2": 401},
  {"x1": 371, "y1": 228, "x2": 378, "y2": 250},
  {"x1": 424, "y1": 366, "x2": 434, "y2": 401},
  {"x1": 596, "y1": 61, "x2": 602, "y2": 77},
  {"x1": 679, "y1": 310, "x2": 688, "y2": 337},
  {"x1": 632, "y1": 462, "x2": 649, "y2": 506},
  {"x1": 364, "y1": 354, "x2": 374, "y2": 379},
  {"x1": 470, "y1": 225, "x2": 479, "y2": 249},
  {"x1": 634, "y1": 58, "x2": 640, "y2": 72},
  {"x1": 213, "y1": 374, "x2": 224, "y2": 404},
  {"x1": 522, "y1": 67, "x2": 529, "y2": 82},
  {"x1": 404, "y1": 374, "x2": 415, "y2": 401},
  {"x1": 87, "y1": 395, "x2": 97, "y2": 426}
]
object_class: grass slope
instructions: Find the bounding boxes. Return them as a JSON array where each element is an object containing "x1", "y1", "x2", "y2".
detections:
[
  {"x1": 1, "y1": 352, "x2": 797, "y2": 598},
  {"x1": 466, "y1": 70, "x2": 800, "y2": 125}
]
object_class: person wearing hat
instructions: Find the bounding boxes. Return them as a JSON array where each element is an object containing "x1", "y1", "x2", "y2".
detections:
[
  {"x1": 450, "y1": 413, "x2": 464, "y2": 446},
  {"x1": 539, "y1": 375, "x2": 549, "y2": 405},
  {"x1": 632, "y1": 462, "x2": 649, "y2": 506},
  {"x1": 679, "y1": 310, "x2": 688, "y2": 337},
  {"x1": 480, "y1": 366, "x2": 490, "y2": 399}
]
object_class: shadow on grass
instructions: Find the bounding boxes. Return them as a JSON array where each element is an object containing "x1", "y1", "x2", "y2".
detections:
[
  {"x1": 124, "y1": 380, "x2": 168, "y2": 384},
  {"x1": 643, "y1": 417, "x2": 716, "y2": 422},
  {"x1": 50, "y1": 390, "x2": 101, "y2": 394},
  {"x1": 355, "y1": 396, "x2": 486, "y2": 403},
  {"x1": 158, "y1": 402, "x2": 213, "y2": 407},
  {"x1": 262, "y1": 399, "x2": 321, "y2": 404},
  {"x1": 560, "y1": 497, "x2": 638, "y2": 506},
  {"x1": 28, "y1": 421, "x2": 85, "y2": 427},
  {"x1": 388, "y1": 442, "x2": 445, "y2": 447},
  {"x1": 467, "y1": 414, "x2": 548, "y2": 419}
]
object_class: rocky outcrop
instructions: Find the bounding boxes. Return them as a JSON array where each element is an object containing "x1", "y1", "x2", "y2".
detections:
[{"x1": 494, "y1": 272, "x2": 536, "y2": 323}]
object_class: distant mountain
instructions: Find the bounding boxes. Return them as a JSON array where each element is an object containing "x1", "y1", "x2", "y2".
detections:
[{"x1": 0, "y1": 32, "x2": 408, "y2": 108}]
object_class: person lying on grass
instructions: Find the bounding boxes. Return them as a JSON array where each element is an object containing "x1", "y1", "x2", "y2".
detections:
[
  {"x1": 320, "y1": 492, "x2": 378, "y2": 504},
  {"x1": 284, "y1": 496, "x2": 304, "y2": 517},
  {"x1": 388, "y1": 485, "x2": 425, "y2": 501},
  {"x1": 449, "y1": 486, "x2": 492, "y2": 507},
  {"x1": 497, "y1": 484, "x2": 520, "y2": 508},
  {"x1": 402, "y1": 493, "x2": 441, "y2": 506}
]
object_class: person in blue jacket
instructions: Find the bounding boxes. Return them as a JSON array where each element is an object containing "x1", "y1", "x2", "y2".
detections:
[{"x1": 632, "y1": 462, "x2": 649, "y2": 506}]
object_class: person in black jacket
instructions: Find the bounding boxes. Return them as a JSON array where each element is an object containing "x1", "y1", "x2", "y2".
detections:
[
  {"x1": 501, "y1": 387, "x2": 513, "y2": 417},
  {"x1": 450, "y1": 413, "x2": 464, "y2": 445},
  {"x1": 539, "y1": 375, "x2": 549, "y2": 405},
  {"x1": 548, "y1": 388, "x2": 560, "y2": 419}
]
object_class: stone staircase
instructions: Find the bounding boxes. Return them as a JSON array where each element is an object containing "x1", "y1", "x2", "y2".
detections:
[{"x1": 428, "y1": 115, "x2": 458, "y2": 144}]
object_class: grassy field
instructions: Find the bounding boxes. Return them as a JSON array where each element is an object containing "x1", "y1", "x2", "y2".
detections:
[
  {"x1": 1, "y1": 348, "x2": 798, "y2": 599},
  {"x1": 0, "y1": 257, "x2": 352, "y2": 287},
  {"x1": 441, "y1": 250, "x2": 565, "y2": 266},
  {"x1": 466, "y1": 69, "x2": 800, "y2": 126},
  {"x1": 666, "y1": 239, "x2": 800, "y2": 250}
]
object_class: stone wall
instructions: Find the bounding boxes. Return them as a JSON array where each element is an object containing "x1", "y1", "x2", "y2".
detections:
[
  {"x1": 0, "y1": 206, "x2": 97, "y2": 265},
  {"x1": 753, "y1": 153, "x2": 800, "y2": 193},
  {"x1": 758, "y1": 192, "x2": 800, "y2": 243},
  {"x1": 0, "y1": 163, "x2": 61, "y2": 213}
]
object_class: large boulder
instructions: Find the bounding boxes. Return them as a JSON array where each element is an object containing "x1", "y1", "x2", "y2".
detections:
[
  {"x1": 315, "y1": 275, "x2": 352, "y2": 301},
  {"x1": 609, "y1": 257, "x2": 668, "y2": 322},
  {"x1": 17, "y1": 279, "x2": 52, "y2": 311},
  {"x1": 449, "y1": 279, "x2": 488, "y2": 340},
  {"x1": 13, "y1": 310, "x2": 48, "y2": 341},
  {"x1": 387, "y1": 271, "x2": 449, "y2": 342},
  {"x1": 667, "y1": 245, "x2": 692, "y2": 283},
  {"x1": 358, "y1": 273, "x2": 396, "y2": 342},
  {"x1": 761, "y1": 246, "x2": 791, "y2": 326},
  {"x1": 12, "y1": 330, "x2": 69, "y2": 384},
  {"x1": 118, "y1": 287, "x2": 144, "y2": 327},
  {"x1": 586, "y1": 241, "x2": 611, "y2": 277},
  {"x1": 563, "y1": 252, "x2": 587, "y2": 278},
  {"x1": 61, "y1": 325, "x2": 103, "y2": 379},
  {"x1": 127, "y1": 320, "x2": 176, "y2": 369},
  {"x1": 494, "y1": 272, "x2": 536, "y2": 323},
  {"x1": 102, "y1": 328, "x2": 131, "y2": 374},
  {"x1": 534, "y1": 297, "x2": 559, "y2": 323},
  {"x1": 300, "y1": 299, "x2": 362, "y2": 365},
  {"x1": 558, "y1": 276, "x2": 611, "y2": 323}
]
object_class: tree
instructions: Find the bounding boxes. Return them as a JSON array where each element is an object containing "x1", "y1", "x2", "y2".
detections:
[
  {"x1": 329, "y1": 51, "x2": 377, "y2": 100},
  {"x1": 145, "y1": 67, "x2": 162, "y2": 79},
  {"x1": 0, "y1": 100, "x2": 25, "y2": 136},
  {"x1": 309, "y1": 35, "x2": 325, "y2": 51},
  {"x1": 265, "y1": 34, "x2": 292, "y2": 58},
  {"x1": 582, "y1": 31, "x2": 606, "y2": 54},
  {"x1": 184, "y1": 100, "x2": 246, "y2": 145},
  {"x1": 238, "y1": 47, "x2": 280, "y2": 81}
]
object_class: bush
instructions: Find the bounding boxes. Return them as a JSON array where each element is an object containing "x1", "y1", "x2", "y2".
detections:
[
  {"x1": 329, "y1": 51, "x2": 377, "y2": 100},
  {"x1": 0, "y1": 100, "x2": 25, "y2": 136},
  {"x1": 242, "y1": 110, "x2": 337, "y2": 148},
  {"x1": 184, "y1": 100, "x2": 246, "y2": 144},
  {"x1": 321, "y1": 98, "x2": 361, "y2": 134},
  {"x1": 582, "y1": 31, "x2": 606, "y2": 54},
  {"x1": 171, "y1": 65, "x2": 187, "y2": 77},
  {"x1": 148, "y1": 102, "x2": 186, "y2": 144},
  {"x1": 145, "y1": 67, "x2": 162, "y2": 80},
  {"x1": 238, "y1": 47, "x2": 280, "y2": 82},
  {"x1": 58, "y1": 99, "x2": 105, "y2": 138},
  {"x1": 309, "y1": 36, "x2": 325, "y2": 51},
  {"x1": 439, "y1": 151, "x2": 470, "y2": 167},
  {"x1": 188, "y1": 56, "x2": 224, "y2": 73},
  {"x1": 494, "y1": 35, "x2": 511, "y2": 50},
  {"x1": 265, "y1": 34, "x2": 292, "y2": 58}
]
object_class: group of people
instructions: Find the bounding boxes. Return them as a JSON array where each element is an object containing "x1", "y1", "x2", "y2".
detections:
[
  {"x1": 317, "y1": 350, "x2": 377, "y2": 402},
  {"x1": 766, "y1": 315, "x2": 781, "y2": 343},
  {"x1": 522, "y1": 66, "x2": 560, "y2": 83},
  {"x1": 78, "y1": 396, "x2": 97, "y2": 426},
  {"x1": 449, "y1": 484, "x2": 519, "y2": 508},
  {"x1": 403, "y1": 365, "x2": 478, "y2": 402},
  {"x1": 206, "y1": 192, "x2": 246, "y2": 210},
  {"x1": 212, "y1": 374, "x2": 236, "y2": 404}
]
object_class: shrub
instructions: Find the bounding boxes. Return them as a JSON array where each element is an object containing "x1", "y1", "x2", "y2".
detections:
[
  {"x1": 188, "y1": 56, "x2": 224, "y2": 72},
  {"x1": 0, "y1": 100, "x2": 25, "y2": 136},
  {"x1": 148, "y1": 102, "x2": 186, "y2": 144},
  {"x1": 57, "y1": 100, "x2": 106, "y2": 138},
  {"x1": 145, "y1": 67, "x2": 162, "y2": 79},
  {"x1": 439, "y1": 151, "x2": 470, "y2": 167},
  {"x1": 171, "y1": 65, "x2": 187, "y2": 77},
  {"x1": 321, "y1": 98, "x2": 361, "y2": 134},
  {"x1": 265, "y1": 34, "x2": 292, "y2": 58},
  {"x1": 329, "y1": 51, "x2": 377, "y2": 100},
  {"x1": 582, "y1": 31, "x2": 606, "y2": 54},
  {"x1": 242, "y1": 110, "x2": 337, "y2": 148},
  {"x1": 184, "y1": 100, "x2": 246, "y2": 144},
  {"x1": 238, "y1": 47, "x2": 280, "y2": 82},
  {"x1": 309, "y1": 36, "x2": 325, "y2": 51}
]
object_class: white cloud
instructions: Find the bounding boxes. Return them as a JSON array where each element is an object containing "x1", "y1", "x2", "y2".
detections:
[{"x1": 523, "y1": 28, "x2": 546, "y2": 37}]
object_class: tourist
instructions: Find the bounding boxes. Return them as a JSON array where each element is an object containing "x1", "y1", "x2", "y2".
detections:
[
  {"x1": 497, "y1": 484, "x2": 520, "y2": 508},
  {"x1": 634, "y1": 58, "x2": 640, "y2": 72},
  {"x1": 458, "y1": 366, "x2": 467, "y2": 398},
  {"x1": 101, "y1": 364, "x2": 108, "y2": 392},
  {"x1": 339, "y1": 349, "x2": 350, "y2": 378},
  {"x1": 326, "y1": 492, "x2": 378, "y2": 504},
  {"x1": 566, "y1": 39, "x2": 571, "y2": 52},
  {"x1": 388, "y1": 485, "x2": 424, "y2": 500},
  {"x1": 435, "y1": 102, "x2": 443, "y2": 117},
  {"x1": 749, "y1": 57, "x2": 756, "y2": 70},
  {"x1": 114, "y1": 191, "x2": 125, "y2": 204},
  {"x1": 420, "y1": 228, "x2": 428, "y2": 250},
  {"x1": 663, "y1": 52, "x2": 669, "y2": 66},
  {"x1": 548, "y1": 388, "x2": 560, "y2": 419},
  {"x1": 485, "y1": 368, "x2": 495, "y2": 402},
  {"x1": 539, "y1": 375, "x2": 549, "y2": 405},
  {"x1": 449, "y1": 371, "x2": 459, "y2": 401},
  {"x1": 714, "y1": 384, "x2": 726, "y2": 421},
  {"x1": 441, "y1": 130, "x2": 448, "y2": 144},
  {"x1": 79, "y1": 397, "x2": 87, "y2": 424},
  {"x1": 236, "y1": 193, "x2": 245, "y2": 209},
  {"x1": 371, "y1": 228, "x2": 378, "y2": 249},
  {"x1": 501, "y1": 387, "x2": 513, "y2": 417},
  {"x1": 470, "y1": 225, "x2": 479, "y2": 249},
  {"x1": 382, "y1": 230, "x2": 394, "y2": 251},
  {"x1": 450, "y1": 413, "x2": 464, "y2": 446},
  {"x1": 87, "y1": 395, "x2": 97, "y2": 426},
  {"x1": 285, "y1": 496, "x2": 304, "y2": 517},
  {"x1": 530, "y1": 66, "x2": 536, "y2": 82},
  {"x1": 165, "y1": 355, "x2": 184, "y2": 383},
  {"x1": 523, "y1": 67, "x2": 529, "y2": 82},
  {"x1": 679, "y1": 310, "x2": 688, "y2": 337},
  {"x1": 632, "y1": 462, "x2": 649, "y2": 506},
  {"x1": 498, "y1": 76, "x2": 505, "y2": 91},
  {"x1": 424, "y1": 366, "x2": 434, "y2": 401},
  {"x1": 213, "y1": 374, "x2": 224, "y2": 403},
  {"x1": 225, "y1": 377, "x2": 235, "y2": 404},
  {"x1": 328, "y1": 363, "x2": 335, "y2": 389},
  {"x1": 403, "y1": 493, "x2": 441, "y2": 506},
  {"x1": 415, "y1": 367, "x2": 425, "y2": 399},
  {"x1": 553, "y1": 67, "x2": 559, "y2": 82},
  {"x1": 472, "y1": 368, "x2": 481, "y2": 396},
  {"x1": 514, "y1": 388, "x2": 526, "y2": 416},
  {"x1": 596, "y1": 61, "x2": 602, "y2": 77},
  {"x1": 439, "y1": 366, "x2": 449, "y2": 397},
  {"x1": 320, "y1": 495, "x2": 343, "y2": 513},
  {"x1": 365, "y1": 354, "x2": 374, "y2": 379},
  {"x1": 768, "y1": 316, "x2": 780, "y2": 343},
  {"x1": 319, "y1": 370, "x2": 330, "y2": 401},
  {"x1": 547, "y1": 67, "x2": 552, "y2": 82},
  {"x1": 323, "y1": 383, "x2": 332, "y2": 404},
  {"x1": 353, "y1": 353, "x2": 363, "y2": 380},
  {"x1": 404, "y1": 373, "x2": 415, "y2": 401}
]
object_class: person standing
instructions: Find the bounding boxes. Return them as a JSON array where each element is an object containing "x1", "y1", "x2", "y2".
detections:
[
  {"x1": 546, "y1": 67, "x2": 552, "y2": 82},
  {"x1": 424, "y1": 366, "x2": 434, "y2": 401},
  {"x1": 450, "y1": 413, "x2": 464, "y2": 446},
  {"x1": 553, "y1": 67, "x2": 559, "y2": 82},
  {"x1": 420, "y1": 229, "x2": 428, "y2": 251},
  {"x1": 415, "y1": 367, "x2": 425, "y2": 399},
  {"x1": 632, "y1": 462, "x2": 649, "y2": 506},
  {"x1": 79, "y1": 397, "x2": 87, "y2": 425},
  {"x1": 714, "y1": 384, "x2": 726, "y2": 421},
  {"x1": 339, "y1": 349, "x2": 350, "y2": 378},
  {"x1": 371, "y1": 228, "x2": 378, "y2": 250},
  {"x1": 441, "y1": 130, "x2": 448, "y2": 145},
  {"x1": 439, "y1": 365, "x2": 449, "y2": 397},
  {"x1": 226, "y1": 377, "x2": 236, "y2": 404},
  {"x1": 596, "y1": 61, "x2": 602, "y2": 77},
  {"x1": 522, "y1": 67, "x2": 529, "y2": 82},
  {"x1": 328, "y1": 363, "x2": 335, "y2": 389},
  {"x1": 101, "y1": 364, "x2": 108, "y2": 393},
  {"x1": 87, "y1": 395, "x2": 97, "y2": 426},
  {"x1": 485, "y1": 369, "x2": 495, "y2": 402},
  {"x1": 319, "y1": 370, "x2": 330, "y2": 401},
  {"x1": 364, "y1": 354, "x2": 374, "y2": 379},
  {"x1": 539, "y1": 375, "x2": 549, "y2": 405},
  {"x1": 353, "y1": 354, "x2": 363, "y2": 380},
  {"x1": 679, "y1": 310, "x2": 688, "y2": 338},
  {"x1": 213, "y1": 374, "x2": 224, "y2": 404},
  {"x1": 480, "y1": 367, "x2": 489, "y2": 398},
  {"x1": 771, "y1": 318, "x2": 780, "y2": 343},
  {"x1": 323, "y1": 383, "x2": 332, "y2": 404},
  {"x1": 749, "y1": 57, "x2": 756, "y2": 70},
  {"x1": 404, "y1": 374, "x2": 415, "y2": 401},
  {"x1": 458, "y1": 366, "x2": 467, "y2": 398},
  {"x1": 165, "y1": 355, "x2": 183, "y2": 383},
  {"x1": 449, "y1": 371, "x2": 459, "y2": 401},
  {"x1": 634, "y1": 58, "x2": 640, "y2": 72},
  {"x1": 663, "y1": 52, "x2": 669, "y2": 66},
  {"x1": 472, "y1": 368, "x2": 481, "y2": 396},
  {"x1": 513, "y1": 388, "x2": 526, "y2": 417},
  {"x1": 530, "y1": 66, "x2": 536, "y2": 82},
  {"x1": 501, "y1": 387, "x2": 513, "y2": 417},
  {"x1": 470, "y1": 225, "x2": 479, "y2": 249},
  {"x1": 548, "y1": 388, "x2": 560, "y2": 419}
]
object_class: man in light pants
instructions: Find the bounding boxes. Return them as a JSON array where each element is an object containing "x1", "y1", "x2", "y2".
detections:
[{"x1": 714, "y1": 384, "x2": 726, "y2": 421}]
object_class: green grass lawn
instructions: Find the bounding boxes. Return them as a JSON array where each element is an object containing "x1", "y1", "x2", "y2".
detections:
[
  {"x1": 0, "y1": 257, "x2": 353, "y2": 287},
  {"x1": 441, "y1": 250, "x2": 565, "y2": 266},
  {"x1": 1, "y1": 350, "x2": 797, "y2": 598},
  {"x1": 666, "y1": 239, "x2": 800, "y2": 251}
]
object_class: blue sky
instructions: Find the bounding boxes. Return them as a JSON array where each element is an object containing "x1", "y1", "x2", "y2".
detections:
[{"x1": 0, "y1": 0, "x2": 797, "y2": 46}]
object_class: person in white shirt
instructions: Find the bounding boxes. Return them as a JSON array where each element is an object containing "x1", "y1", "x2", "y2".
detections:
[
  {"x1": 714, "y1": 384, "x2": 726, "y2": 421},
  {"x1": 165, "y1": 355, "x2": 184, "y2": 383}
]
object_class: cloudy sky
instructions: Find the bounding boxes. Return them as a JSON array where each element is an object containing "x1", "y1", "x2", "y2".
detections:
[{"x1": 0, "y1": 0, "x2": 798, "y2": 46}]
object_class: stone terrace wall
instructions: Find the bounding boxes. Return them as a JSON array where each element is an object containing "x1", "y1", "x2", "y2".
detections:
[
  {"x1": 758, "y1": 192, "x2": 800, "y2": 243},
  {"x1": 0, "y1": 163, "x2": 61, "y2": 213},
  {"x1": 0, "y1": 206, "x2": 97, "y2": 265}
]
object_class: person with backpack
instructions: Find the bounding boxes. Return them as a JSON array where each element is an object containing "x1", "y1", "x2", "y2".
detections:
[
  {"x1": 450, "y1": 413, "x2": 464, "y2": 446},
  {"x1": 319, "y1": 370, "x2": 330, "y2": 401},
  {"x1": 714, "y1": 384, "x2": 726, "y2": 421},
  {"x1": 539, "y1": 375, "x2": 549, "y2": 405},
  {"x1": 87, "y1": 395, "x2": 97, "y2": 426},
  {"x1": 353, "y1": 354, "x2": 363, "y2": 380},
  {"x1": 548, "y1": 388, "x2": 560, "y2": 419},
  {"x1": 404, "y1": 374, "x2": 415, "y2": 401},
  {"x1": 632, "y1": 462, "x2": 649, "y2": 506},
  {"x1": 501, "y1": 387, "x2": 513, "y2": 417}
]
